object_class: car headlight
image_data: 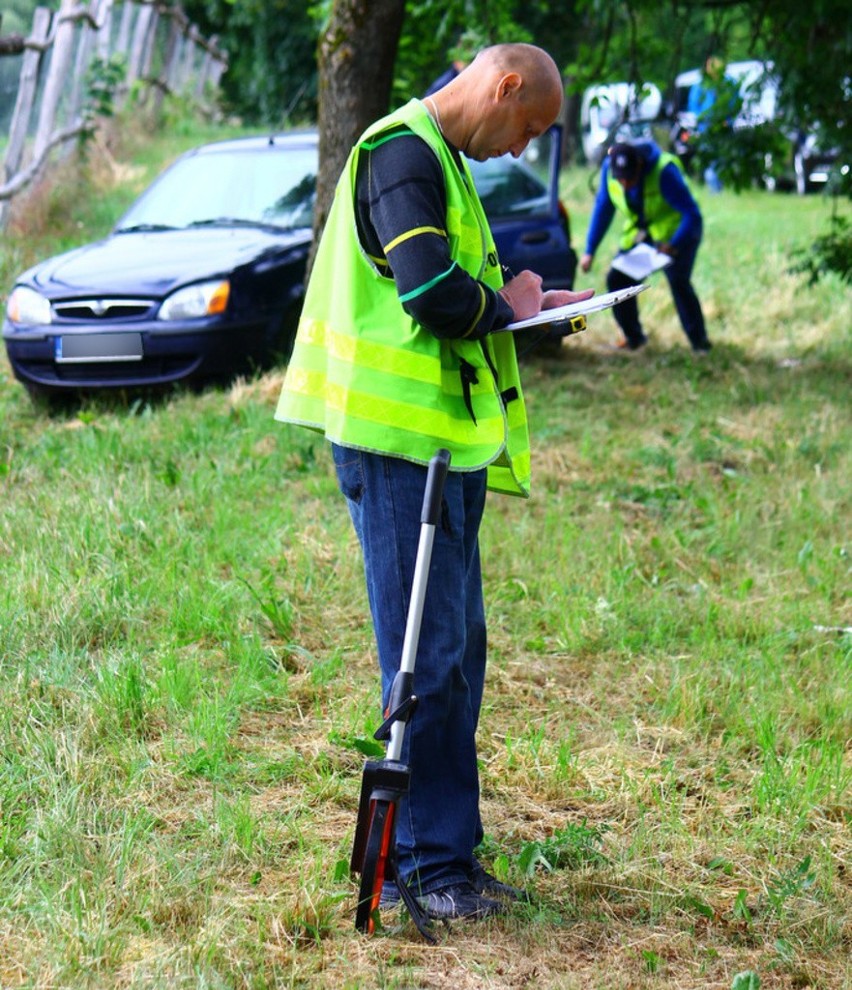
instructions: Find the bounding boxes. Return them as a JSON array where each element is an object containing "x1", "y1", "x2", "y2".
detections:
[
  {"x1": 158, "y1": 279, "x2": 230, "y2": 321},
  {"x1": 6, "y1": 285, "x2": 52, "y2": 325}
]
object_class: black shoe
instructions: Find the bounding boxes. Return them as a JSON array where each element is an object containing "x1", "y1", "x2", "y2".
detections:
[
  {"x1": 468, "y1": 863, "x2": 530, "y2": 902},
  {"x1": 417, "y1": 882, "x2": 504, "y2": 920}
]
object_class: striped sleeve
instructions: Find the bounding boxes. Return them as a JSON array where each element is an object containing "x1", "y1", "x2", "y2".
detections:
[{"x1": 354, "y1": 127, "x2": 513, "y2": 339}]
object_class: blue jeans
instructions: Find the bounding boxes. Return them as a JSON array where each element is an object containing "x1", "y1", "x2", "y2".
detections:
[
  {"x1": 607, "y1": 236, "x2": 710, "y2": 351},
  {"x1": 331, "y1": 444, "x2": 488, "y2": 894}
]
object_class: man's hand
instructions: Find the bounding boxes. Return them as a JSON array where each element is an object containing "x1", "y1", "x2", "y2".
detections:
[
  {"x1": 498, "y1": 270, "x2": 543, "y2": 321},
  {"x1": 541, "y1": 287, "x2": 595, "y2": 309},
  {"x1": 499, "y1": 272, "x2": 595, "y2": 321},
  {"x1": 579, "y1": 253, "x2": 593, "y2": 273}
]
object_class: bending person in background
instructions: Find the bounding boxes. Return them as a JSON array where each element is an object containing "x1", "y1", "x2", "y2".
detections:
[{"x1": 580, "y1": 140, "x2": 711, "y2": 354}]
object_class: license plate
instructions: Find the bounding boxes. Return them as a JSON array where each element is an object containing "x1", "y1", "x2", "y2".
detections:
[{"x1": 56, "y1": 333, "x2": 143, "y2": 363}]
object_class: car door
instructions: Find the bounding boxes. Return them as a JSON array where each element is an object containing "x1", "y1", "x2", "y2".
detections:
[{"x1": 468, "y1": 124, "x2": 577, "y2": 291}]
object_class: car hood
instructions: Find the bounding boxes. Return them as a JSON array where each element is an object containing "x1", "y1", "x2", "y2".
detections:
[{"x1": 23, "y1": 226, "x2": 310, "y2": 299}]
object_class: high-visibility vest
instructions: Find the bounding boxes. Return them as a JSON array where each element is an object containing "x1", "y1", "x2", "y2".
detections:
[
  {"x1": 607, "y1": 152, "x2": 686, "y2": 250},
  {"x1": 275, "y1": 99, "x2": 531, "y2": 497}
]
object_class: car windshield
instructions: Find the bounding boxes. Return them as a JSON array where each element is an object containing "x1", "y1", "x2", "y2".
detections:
[
  {"x1": 116, "y1": 146, "x2": 317, "y2": 232},
  {"x1": 467, "y1": 130, "x2": 555, "y2": 220}
]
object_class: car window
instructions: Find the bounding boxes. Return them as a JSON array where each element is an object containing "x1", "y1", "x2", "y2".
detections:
[
  {"x1": 117, "y1": 147, "x2": 317, "y2": 231},
  {"x1": 468, "y1": 129, "x2": 555, "y2": 220}
]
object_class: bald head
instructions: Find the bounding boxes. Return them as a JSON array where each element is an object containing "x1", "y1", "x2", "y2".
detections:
[
  {"x1": 474, "y1": 44, "x2": 564, "y2": 116},
  {"x1": 427, "y1": 44, "x2": 565, "y2": 161}
]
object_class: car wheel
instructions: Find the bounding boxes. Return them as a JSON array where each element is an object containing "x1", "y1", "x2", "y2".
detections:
[{"x1": 24, "y1": 383, "x2": 77, "y2": 413}]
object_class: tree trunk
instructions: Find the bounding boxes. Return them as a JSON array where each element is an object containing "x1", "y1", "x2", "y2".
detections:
[
  {"x1": 310, "y1": 0, "x2": 405, "y2": 274},
  {"x1": 561, "y1": 88, "x2": 581, "y2": 166}
]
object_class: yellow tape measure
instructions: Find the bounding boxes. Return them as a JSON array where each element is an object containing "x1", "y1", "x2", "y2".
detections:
[{"x1": 555, "y1": 314, "x2": 587, "y2": 336}]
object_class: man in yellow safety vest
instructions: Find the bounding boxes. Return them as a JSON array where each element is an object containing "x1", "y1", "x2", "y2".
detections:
[{"x1": 276, "y1": 43, "x2": 593, "y2": 921}]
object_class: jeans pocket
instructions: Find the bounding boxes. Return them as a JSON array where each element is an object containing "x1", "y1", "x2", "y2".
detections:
[{"x1": 331, "y1": 443, "x2": 363, "y2": 504}]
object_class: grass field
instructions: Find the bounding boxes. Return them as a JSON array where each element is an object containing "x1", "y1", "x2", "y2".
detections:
[{"x1": 0, "y1": 121, "x2": 849, "y2": 989}]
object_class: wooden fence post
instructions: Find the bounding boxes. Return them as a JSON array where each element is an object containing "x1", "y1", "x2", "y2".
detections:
[
  {"x1": 177, "y1": 26, "x2": 197, "y2": 93},
  {"x1": 96, "y1": 0, "x2": 114, "y2": 60},
  {"x1": 0, "y1": 0, "x2": 228, "y2": 222},
  {"x1": 151, "y1": 15, "x2": 183, "y2": 115},
  {"x1": 67, "y1": 0, "x2": 101, "y2": 125},
  {"x1": 115, "y1": 0, "x2": 133, "y2": 55},
  {"x1": 164, "y1": 15, "x2": 185, "y2": 89},
  {"x1": 0, "y1": 6, "x2": 51, "y2": 224},
  {"x1": 140, "y1": 7, "x2": 159, "y2": 82},
  {"x1": 126, "y1": 2, "x2": 153, "y2": 85},
  {"x1": 3, "y1": 7, "x2": 51, "y2": 183},
  {"x1": 195, "y1": 35, "x2": 217, "y2": 100},
  {"x1": 31, "y1": 0, "x2": 79, "y2": 165}
]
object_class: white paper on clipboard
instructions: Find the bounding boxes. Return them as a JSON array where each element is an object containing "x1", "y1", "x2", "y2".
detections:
[
  {"x1": 610, "y1": 243, "x2": 673, "y2": 280},
  {"x1": 498, "y1": 283, "x2": 648, "y2": 333}
]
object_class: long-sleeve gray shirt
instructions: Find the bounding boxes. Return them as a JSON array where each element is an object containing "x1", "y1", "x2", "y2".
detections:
[{"x1": 354, "y1": 123, "x2": 514, "y2": 340}]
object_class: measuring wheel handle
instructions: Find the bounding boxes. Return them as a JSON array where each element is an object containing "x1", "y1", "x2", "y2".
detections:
[{"x1": 350, "y1": 450, "x2": 451, "y2": 942}]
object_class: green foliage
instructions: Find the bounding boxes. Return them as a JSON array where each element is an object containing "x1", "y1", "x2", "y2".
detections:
[
  {"x1": 565, "y1": 0, "x2": 760, "y2": 94},
  {"x1": 764, "y1": 856, "x2": 817, "y2": 916},
  {"x1": 518, "y1": 820, "x2": 610, "y2": 874},
  {"x1": 688, "y1": 74, "x2": 790, "y2": 194},
  {"x1": 83, "y1": 53, "x2": 127, "y2": 122},
  {"x1": 393, "y1": 0, "x2": 534, "y2": 103},
  {"x1": 165, "y1": 0, "x2": 849, "y2": 218},
  {"x1": 642, "y1": 949, "x2": 661, "y2": 973},
  {"x1": 731, "y1": 973, "x2": 760, "y2": 990},
  {"x1": 748, "y1": 0, "x2": 850, "y2": 172},
  {"x1": 239, "y1": 574, "x2": 294, "y2": 640},
  {"x1": 181, "y1": 0, "x2": 319, "y2": 125},
  {"x1": 0, "y1": 0, "x2": 47, "y2": 35},
  {"x1": 328, "y1": 730, "x2": 385, "y2": 758},
  {"x1": 789, "y1": 213, "x2": 852, "y2": 285}
]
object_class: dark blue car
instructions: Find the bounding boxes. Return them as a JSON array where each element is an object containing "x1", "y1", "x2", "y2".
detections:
[
  {"x1": 3, "y1": 127, "x2": 577, "y2": 399},
  {"x1": 466, "y1": 125, "x2": 576, "y2": 289}
]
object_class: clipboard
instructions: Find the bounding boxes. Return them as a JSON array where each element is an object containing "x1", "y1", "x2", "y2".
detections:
[
  {"x1": 496, "y1": 283, "x2": 648, "y2": 334},
  {"x1": 610, "y1": 244, "x2": 673, "y2": 280}
]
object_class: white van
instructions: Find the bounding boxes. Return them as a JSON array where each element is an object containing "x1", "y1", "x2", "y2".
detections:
[
  {"x1": 672, "y1": 59, "x2": 842, "y2": 193},
  {"x1": 672, "y1": 59, "x2": 778, "y2": 131},
  {"x1": 580, "y1": 82, "x2": 663, "y2": 165}
]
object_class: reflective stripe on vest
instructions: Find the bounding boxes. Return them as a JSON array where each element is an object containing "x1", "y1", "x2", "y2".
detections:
[
  {"x1": 275, "y1": 99, "x2": 531, "y2": 497},
  {"x1": 608, "y1": 152, "x2": 685, "y2": 250}
]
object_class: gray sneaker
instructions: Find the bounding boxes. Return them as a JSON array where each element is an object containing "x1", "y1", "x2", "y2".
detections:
[
  {"x1": 468, "y1": 863, "x2": 530, "y2": 902},
  {"x1": 417, "y1": 881, "x2": 504, "y2": 920}
]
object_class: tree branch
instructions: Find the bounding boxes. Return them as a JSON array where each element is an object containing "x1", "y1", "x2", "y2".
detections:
[
  {"x1": 0, "y1": 34, "x2": 25, "y2": 57},
  {"x1": 0, "y1": 121, "x2": 87, "y2": 202}
]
